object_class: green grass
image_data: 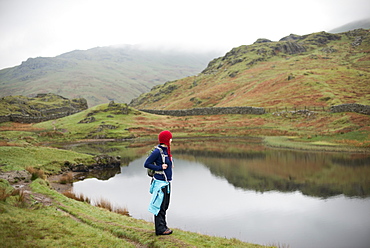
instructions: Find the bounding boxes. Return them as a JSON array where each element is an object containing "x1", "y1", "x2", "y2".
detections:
[{"x1": 0, "y1": 146, "x2": 93, "y2": 173}]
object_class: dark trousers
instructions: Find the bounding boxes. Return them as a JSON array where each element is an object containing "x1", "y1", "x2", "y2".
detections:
[{"x1": 155, "y1": 183, "x2": 170, "y2": 235}]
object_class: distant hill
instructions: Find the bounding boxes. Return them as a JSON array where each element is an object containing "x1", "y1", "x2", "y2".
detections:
[
  {"x1": 0, "y1": 45, "x2": 220, "y2": 107},
  {"x1": 130, "y1": 29, "x2": 370, "y2": 110},
  {"x1": 330, "y1": 18, "x2": 370, "y2": 33}
]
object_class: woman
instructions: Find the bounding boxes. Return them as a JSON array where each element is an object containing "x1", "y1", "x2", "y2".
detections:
[{"x1": 144, "y1": 130, "x2": 173, "y2": 235}]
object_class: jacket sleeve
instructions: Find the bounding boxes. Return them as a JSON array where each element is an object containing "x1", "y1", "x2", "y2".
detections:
[{"x1": 144, "y1": 149, "x2": 163, "y2": 171}]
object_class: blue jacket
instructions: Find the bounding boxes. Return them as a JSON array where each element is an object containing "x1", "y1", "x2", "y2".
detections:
[
  {"x1": 148, "y1": 179, "x2": 170, "y2": 215},
  {"x1": 144, "y1": 145, "x2": 173, "y2": 181}
]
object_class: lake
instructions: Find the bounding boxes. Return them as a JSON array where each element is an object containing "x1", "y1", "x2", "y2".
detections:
[{"x1": 71, "y1": 138, "x2": 370, "y2": 248}]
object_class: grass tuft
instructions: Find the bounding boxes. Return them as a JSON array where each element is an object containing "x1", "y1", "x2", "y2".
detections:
[
  {"x1": 0, "y1": 187, "x2": 12, "y2": 201},
  {"x1": 95, "y1": 198, "x2": 113, "y2": 211},
  {"x1": 62, "y1": 191, "x2": 130, "y2": 216},
  {"x1": 113, "y1": 207, "x2": 130, "y2": 217},
  {"x1": 26, "y1": 166, "x2": 46, "y2": 180},
  {"x1": 95, "y1": 198, "x2": 130, "y2": 216},
  {"x1": 12, "y1": 189, "x2": 27, "y2": 208},
  {"x1": 59, "y1": 172, "x2": 74, "y2": 184},
  {"x1": 63, "y1": 191, "x2": 91, "y2": 204}
]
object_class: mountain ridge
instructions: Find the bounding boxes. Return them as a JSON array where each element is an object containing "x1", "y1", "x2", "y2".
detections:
[
  {"x1": 130, "y1": 29, "x2": 370, "y2": 110},
  {"x1": 0, "y1": 46, "x2": 220, "y2": 107}
]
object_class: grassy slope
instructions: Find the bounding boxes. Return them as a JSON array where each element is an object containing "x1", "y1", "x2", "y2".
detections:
[
  {"x1": 0, "y1": 179, "x2": 266, "y2": 248},
  {"x1": 130, "y1": 30, "x2": 370, "y2": 110},
  {"x1": 0, "y1": 46, "x2": 219, "y2": 107}
]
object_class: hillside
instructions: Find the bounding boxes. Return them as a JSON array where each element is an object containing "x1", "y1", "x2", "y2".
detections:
[
  {"x1": 130, "y1": 29, "x2": 370, "y2": 110},
  {"x1": 0, "y1": 46, "x2": 219, "y2": 107}
]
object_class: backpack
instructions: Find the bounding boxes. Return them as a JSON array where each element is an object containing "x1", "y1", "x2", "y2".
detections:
[{"x1": 147, "y1": 146, "x2": 166, "y2": 180}]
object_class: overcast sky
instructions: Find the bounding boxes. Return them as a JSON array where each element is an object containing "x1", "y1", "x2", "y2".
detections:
[{"x1": 1, "y1": 0, "x2": 370, "y2": 69}]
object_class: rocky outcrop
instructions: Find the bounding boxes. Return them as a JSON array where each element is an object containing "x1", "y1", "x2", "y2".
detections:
[
  {"x1": 64, "y1": 155, "x2": 121, "y2": 173},
  {"x1": 274, "y1": 42, "x2": 306, "y2": 54},
  {"x1": 279, "y1": 34, "x2": 303, "y2": 42},
  {"x1": 0, "y1": 93, "x2": 88, "y2": 123},
  {"x1": 304, "y1": 31, "x2": 341, "y2": 46},
  {"x1": 0, "y1": 170, "x2": 31, "y2": 184},
  {"x1": 254, "y1": 38, "x2": 272, "y2": 44}
]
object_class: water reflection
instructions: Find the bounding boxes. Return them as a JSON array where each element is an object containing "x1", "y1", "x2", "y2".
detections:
[
  {"x1": 188, "y1": 150, "x2": 370, "y2": 198},
  {"x1": 75, "y1": 167, "x2": 121, "y2": 181},
  {"x1": 174, "y1": 137, "x2": 370, "y2": 198},
  {"x1": 66, "y1": 137, "x2": 370, "y2": 198}
]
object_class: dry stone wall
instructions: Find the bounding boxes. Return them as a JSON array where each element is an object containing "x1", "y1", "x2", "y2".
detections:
[
  {"x1": 141, "y1": 104, "x2": 370, "y2": 116},
  {"x1": 330, "y1": 103, "x2": 370, "y2": 115},
  {"x1": 140, "y1": 106, "x2": 266, "y2": 116}
]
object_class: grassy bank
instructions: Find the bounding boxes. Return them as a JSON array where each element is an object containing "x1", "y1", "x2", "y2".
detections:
[
  {"x1": 0, "y1": 178, "x2": 269, "y2": 248},
  {"x1": 0, "y1": 146, "x2": 94, "y2": 173}
]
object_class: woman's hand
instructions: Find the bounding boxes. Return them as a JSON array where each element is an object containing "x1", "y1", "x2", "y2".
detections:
[{"x1": 162, "y1": 164, "x2": 168, "y2": 170}]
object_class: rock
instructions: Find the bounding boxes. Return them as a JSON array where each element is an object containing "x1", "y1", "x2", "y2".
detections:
[
  {"x1": 78, "y1": 116, "x2": 96, "y2": 124},
  {"x1": 305, "y1": 31, "x2": 341, "y2": 46},
  {"x1": 279, "y1": 34, "x2": 303, "y2": 41},
  {"x1": 274, "y1": 42, "x2": 306, "y2": 54},
  {"x1": 321, "y1": 46, "x2": 337, "y2": 53},
  {"x1": 108, "y1": 101, "x2": 118, "y2": 107},
  {"x1": 71, "y1": 164, "x2": 89, "y2": 172},
  {"x1": 67, "y1": 155, "x2": 121, "y2": 173},
  {"x1": 93, "y1": 154, "x2": 121, "y2": 168},
  {"x1": 254, "y1": 38, "x2": 272, "y2": 44},
  {"x1": 352, "y1": 36, "x2": 363, "y2": 46},
  {"x1": 0, "y1": 170, "x2": 31, "y2": 183}
]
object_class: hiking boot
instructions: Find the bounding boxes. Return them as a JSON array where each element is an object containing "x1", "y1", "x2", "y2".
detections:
[{"x1": 157, "y1": 229, "x2": 173, "y2": 235}]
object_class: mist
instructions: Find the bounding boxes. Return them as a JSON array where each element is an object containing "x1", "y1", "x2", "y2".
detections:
[{"x1": 1, "y1": 0, "x2": 370, "y2": 69}]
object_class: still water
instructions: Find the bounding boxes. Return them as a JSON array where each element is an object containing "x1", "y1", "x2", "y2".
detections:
[{"x1": 71, "y1": 138, "x2": 370, "y2": 248}]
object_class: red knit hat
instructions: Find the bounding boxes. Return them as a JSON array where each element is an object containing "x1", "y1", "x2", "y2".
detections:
[{"x1": 158, "y1": 130, "x2": 172, "y2": 159}]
